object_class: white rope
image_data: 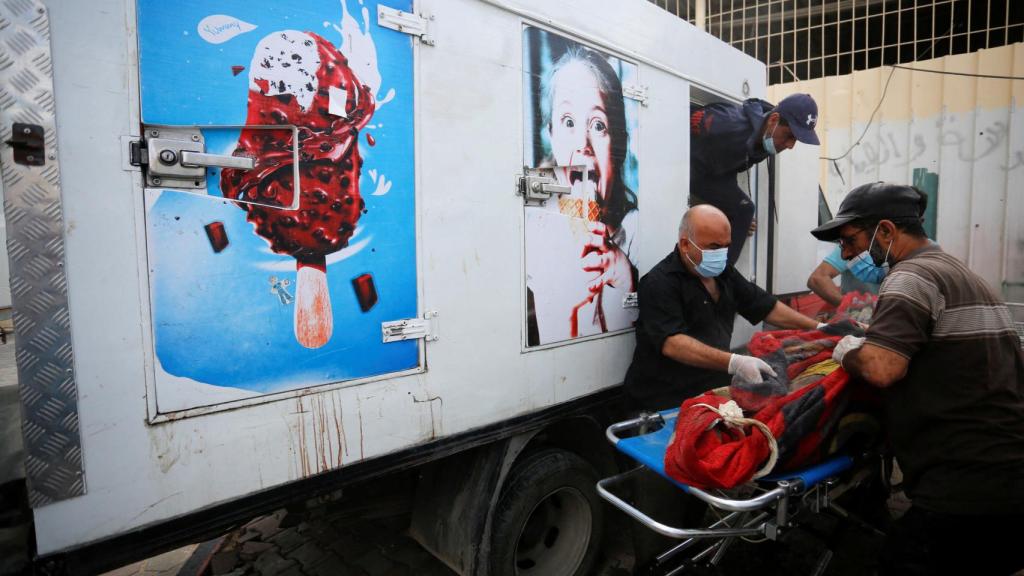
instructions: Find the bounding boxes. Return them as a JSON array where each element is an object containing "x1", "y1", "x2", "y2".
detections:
[{"x1": 691, "y1": 400, "x2": 779, "y2": 480}]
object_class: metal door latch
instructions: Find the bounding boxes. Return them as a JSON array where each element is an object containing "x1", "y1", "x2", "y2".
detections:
[
  {"x1": 130, "y1": 126, "x2": 254, "y2": 189},
  {"x1": 517, "y1": 167, "x2": 576, "y2": 205},
  {"x1": 382, "y1": 311, "x2": 439, "y2": 343}
]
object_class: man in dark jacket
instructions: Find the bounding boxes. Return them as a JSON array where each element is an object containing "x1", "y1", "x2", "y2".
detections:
[{"x1": 690, "y1": 93, "x2": 820, "y2": 265}]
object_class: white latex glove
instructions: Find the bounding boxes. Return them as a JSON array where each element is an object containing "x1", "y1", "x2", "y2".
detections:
[
  {"x1": 817, "y1": 322, "x2": 829, "y2": 331},
  {"x1": 728, "y1": 354, "x2": 778, "y2": 384},
  {"x1": 833, "y1": 335, "x2": 865, "y2": 367}
]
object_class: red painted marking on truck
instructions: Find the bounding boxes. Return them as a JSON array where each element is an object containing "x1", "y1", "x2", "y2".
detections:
[{"x1": 331, "y1": 392, "x2": 346, "y2": 466}]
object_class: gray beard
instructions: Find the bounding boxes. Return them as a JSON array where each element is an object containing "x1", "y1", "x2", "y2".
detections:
[{"x1": 868, "y1": 238, "x2": 890, "y2": 267}]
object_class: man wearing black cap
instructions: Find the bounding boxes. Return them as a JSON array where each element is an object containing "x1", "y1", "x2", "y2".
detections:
[
  {"x1": 690, "y1": 93, "x2": 819, "y2": 265},
  {"x1": 811, "y1": 181, "x2": 1024, "y2": 575}
]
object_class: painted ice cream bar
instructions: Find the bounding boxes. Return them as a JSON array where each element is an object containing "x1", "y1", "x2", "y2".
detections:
[{"x1": 221, "y1": 30, "x2": 375, "y2": 348}]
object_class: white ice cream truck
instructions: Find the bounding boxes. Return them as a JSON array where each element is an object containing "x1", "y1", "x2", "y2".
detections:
[{"x1": 0, "y1": 0, "x2": 768, "y2": 573}]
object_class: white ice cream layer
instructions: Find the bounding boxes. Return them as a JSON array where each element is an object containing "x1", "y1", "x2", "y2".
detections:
[{"x1": 249, "y1": 30, "x2": 321, "y2": 111}]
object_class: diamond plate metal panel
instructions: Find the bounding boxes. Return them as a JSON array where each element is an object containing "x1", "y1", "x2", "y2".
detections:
[{"x1": 0, "y1": 0, "x2": 84, "y2": 506}]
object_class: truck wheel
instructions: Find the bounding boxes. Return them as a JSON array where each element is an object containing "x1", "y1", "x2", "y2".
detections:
[{"x1": 489, "y1": 448, "x2": 604, "y2": 576}]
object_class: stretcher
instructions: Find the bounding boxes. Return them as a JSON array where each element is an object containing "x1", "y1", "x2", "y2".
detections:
[{"x1": 597, "y1": 409, "x2": 880, "y2": 574}]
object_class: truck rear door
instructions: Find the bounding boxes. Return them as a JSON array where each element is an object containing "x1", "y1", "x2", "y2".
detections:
[{"x1": 136, "y1": 0, "x2": 422, "y2": 416}]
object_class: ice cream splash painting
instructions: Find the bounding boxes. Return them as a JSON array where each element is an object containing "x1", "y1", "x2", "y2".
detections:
[
  {"x1": 138, "y1": 0, "x2": 418, "y2": 403},
  {"x1": 222, "y1": 28, "x2": 375, "y2": 348}
]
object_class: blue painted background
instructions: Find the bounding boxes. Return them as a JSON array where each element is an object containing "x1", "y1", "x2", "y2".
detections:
[{"x1": 138, "y1": 0, "x2": 418, "y2": 398}]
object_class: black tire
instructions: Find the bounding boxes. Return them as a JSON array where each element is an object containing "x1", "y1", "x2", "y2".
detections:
[{"x1": 489, "y1": 448, "x2": 605, "y2": 576}]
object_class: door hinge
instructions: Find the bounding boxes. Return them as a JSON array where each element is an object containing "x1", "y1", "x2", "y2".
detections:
[
  {"x1": 382, "y1": 311, "x2": 439, "y2": 343},
  {"x1": 623, "y1": 84, "x2": 649, "y2": 106},
  {"x1": 377, "y1": 5, "x2": 434, "y2": 46}
]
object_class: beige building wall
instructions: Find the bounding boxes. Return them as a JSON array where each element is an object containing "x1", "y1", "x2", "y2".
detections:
[{"x1": 767, "y1": 43, "x2": 1024, "y2": 302}]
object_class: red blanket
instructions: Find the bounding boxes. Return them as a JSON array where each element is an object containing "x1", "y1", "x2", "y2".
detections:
[{"x1": 664, "y1": 319, "x2": 866, "y2": 490}]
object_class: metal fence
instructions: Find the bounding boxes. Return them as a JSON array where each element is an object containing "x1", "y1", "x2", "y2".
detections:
[{"x1": 649, "y1": 0, "x2": 1024, "y2": 84}]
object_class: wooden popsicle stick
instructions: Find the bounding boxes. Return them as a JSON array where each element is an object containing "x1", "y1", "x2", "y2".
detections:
[{"x1": 295, "y1": 263, "x2": 333, "y2": 349}]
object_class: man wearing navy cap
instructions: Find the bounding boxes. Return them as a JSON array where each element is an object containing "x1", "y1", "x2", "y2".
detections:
[
  {"x1": 812, "y1": 181, "x2": 1024, "y2": 575},
  {"x1": 690, "y1": 93, "x2": 819, "y2": 265}
]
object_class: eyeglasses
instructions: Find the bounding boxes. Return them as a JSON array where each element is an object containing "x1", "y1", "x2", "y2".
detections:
[{"x1": 836, "y1": 228, "x2": 866, "y2": 248}]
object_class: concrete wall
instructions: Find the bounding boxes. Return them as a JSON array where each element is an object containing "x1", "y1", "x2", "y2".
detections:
[{"x1": 767, "y1": 43, "x2": 1024, "y2": 303}]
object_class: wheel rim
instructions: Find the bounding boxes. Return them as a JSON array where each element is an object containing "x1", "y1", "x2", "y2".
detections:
[{"x1": 513, "y1": 486, "x2": 592, "y2": 575}]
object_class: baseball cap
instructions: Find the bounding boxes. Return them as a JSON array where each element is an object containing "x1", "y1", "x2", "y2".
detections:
[
  {"x1": 811, "y1": 182, "x2": 927, "y2": 241},
  {"x1": 775, "y1": 93, "x2": 820, "y2": 145}
]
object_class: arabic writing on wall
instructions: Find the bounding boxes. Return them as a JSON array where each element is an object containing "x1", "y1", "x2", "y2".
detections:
[{"x1": 830, "y1": 112, "x2": 1023, "y2": 177}]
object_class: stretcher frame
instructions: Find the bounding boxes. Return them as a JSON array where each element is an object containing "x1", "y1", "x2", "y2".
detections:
[{"x1": 597, "y1": 409, "x2": 876, "y2": 573}]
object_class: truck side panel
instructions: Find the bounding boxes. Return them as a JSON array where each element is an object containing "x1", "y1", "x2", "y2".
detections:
[{"x1": 24, "y1": 0, "x2": 764, "y2": 555}]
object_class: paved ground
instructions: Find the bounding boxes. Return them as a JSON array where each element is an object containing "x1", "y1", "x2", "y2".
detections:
[
  {"x1": 101, "y1": 546, "x2": 200, "y2": 576},
  {"x1": 177, "y1": 498, "x2": 635, "y2": 576},
  {"x1": 199, "y1": 509, "x2": 460, "y2": 576}
]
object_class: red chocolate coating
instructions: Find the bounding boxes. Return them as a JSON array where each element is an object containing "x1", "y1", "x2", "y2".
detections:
[{"x1": 221, "y1": 32, "x2": 374, "y2": 267}]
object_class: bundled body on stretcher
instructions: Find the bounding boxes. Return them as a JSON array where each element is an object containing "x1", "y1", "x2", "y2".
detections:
[{"x1": 599, "y1": 300, "x2": 885, "y2": 570}]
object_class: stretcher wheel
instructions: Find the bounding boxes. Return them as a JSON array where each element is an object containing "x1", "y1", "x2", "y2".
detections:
[{"x1": 489, "y1": 448, "x2": 604, "y2": 576}]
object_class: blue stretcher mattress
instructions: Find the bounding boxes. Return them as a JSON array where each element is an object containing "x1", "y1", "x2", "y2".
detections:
[{"x1": 615, "y1": 409, "x2": 855, "y2": 492}]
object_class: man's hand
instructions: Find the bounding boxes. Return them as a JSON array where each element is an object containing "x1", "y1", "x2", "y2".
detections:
[
  {"x1": 748, "y1": 217, "x2": 757, "y2": 237},
  {"x1": 728, "y1": 354, "x2": 777, "y2": 384},
  {"x1": 581, "y1": 221, "x2": 634, "y2": 293},
  {"x1": 832, "y1": 335, "x2": 865, "y2": 367}
]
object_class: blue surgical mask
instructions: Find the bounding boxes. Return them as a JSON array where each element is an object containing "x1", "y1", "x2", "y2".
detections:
[
  {"x1": 850, "y1": 253, "x2": 887, "y2": 284},
  {"x1": 848, "y1": 223, "x2": 890, "y2": 284},
  {"x1": 763, "y1": 122, "x2": 778, "y2": 155},
  {"x1": 686, "y1": 239, "x2": 729, "y2": 278}
]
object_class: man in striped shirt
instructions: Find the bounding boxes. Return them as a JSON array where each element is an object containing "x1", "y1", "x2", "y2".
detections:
[{"x1": 812, "y1": 182, "x2": 1024, "y2": 575}]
